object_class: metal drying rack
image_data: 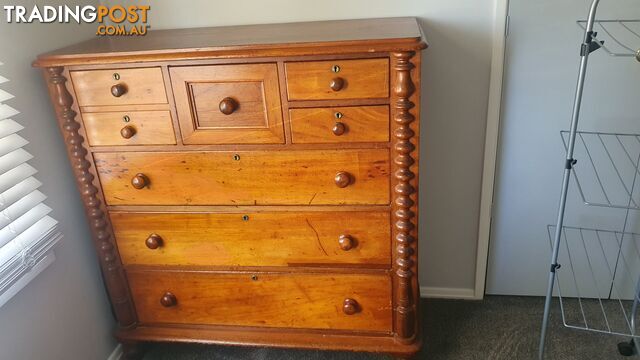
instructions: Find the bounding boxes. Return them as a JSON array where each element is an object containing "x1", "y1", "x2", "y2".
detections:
[{"x1": 539, "y1": 1, "x2": 640, "y2": 359}]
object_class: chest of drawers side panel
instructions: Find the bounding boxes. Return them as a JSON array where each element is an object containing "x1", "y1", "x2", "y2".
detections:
[{"x1": 42, "y1": 66, "x2": 137, "y2": 328}]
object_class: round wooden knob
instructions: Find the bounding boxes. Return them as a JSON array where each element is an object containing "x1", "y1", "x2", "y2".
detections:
[
  {"x1": 160, "y1": 292, "x2": 177, "y2": 307},
  {"x1": 120, "y1": 125, "x2": 136, "y2": 139},
  {"x1": 330, "y1": 77, "x2": 345, "y2": 91},
  {"x1": 338, "y1": 234, "x2": 355, "y2": 251},
  {"x1": 343, "y1": 298, "x2": 359, "y2": 315},
  {"x1": 334, "y1": 171, "x2": 352, "y2": 188},
  {"x1": 110, "y1": 84, "x2": 127, "y2": 97},
  {"x1": 332, "y1": 122, "x2": 346, "y2": 136},
  {"x1": 131, "y1": 173, "x2": 149, "y2": 189},
  {"x1": 145, "y1": 234, "x2": 163, "y2": 249},
  {"x1": 219, "y1": 97, "x2": 238, "y2": 115}
]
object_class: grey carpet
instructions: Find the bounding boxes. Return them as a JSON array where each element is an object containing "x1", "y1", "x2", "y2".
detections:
[{"x1": 142, "y1": 296, "x2": 635, "y2": 359}]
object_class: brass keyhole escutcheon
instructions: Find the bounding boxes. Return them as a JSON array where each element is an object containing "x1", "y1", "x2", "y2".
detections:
[
  {"x1": 251, "y1": 274, "x2": 258, "y2": 281},
  {"x1": 233, "y1": 154, "x2": 241, "y2": 161},
  {"x1": 123, "y1": 115, "x2": 131, "y2": 123},
  {"x1": 113, "y1": 73, "x2": 120, "y2": 80},
  {"x1": 332, "y1": 65, "x2": 340, "y2": 73},
  {"x1": 334, "y1": 112, "x2": 343, "y2": 119},
  {"x1": 242, "y1": 215, "x2": 249, "y2": 221}
]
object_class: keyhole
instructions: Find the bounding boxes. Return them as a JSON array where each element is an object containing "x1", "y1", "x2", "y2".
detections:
[
  {"x1": 233, "y1": 154, "x2": 241, "y2": 161},
  {"x1": 123, "y1": 115, "x2": 131, "y2": 123},
  {"x1": 334, "y1": 112, "x2": 343, "y2": 119},
  {"x1": 332, "y1": 65, "x2": 340, "y2": 73},
  {"x1": 242, "y1": 215, "x2": 249, "y2": 221},
  {"x1": 113, "y1": 73, "x2": 120, "y2": 80},
  {"x1": 251, "y1": 274, "x2": 258, "y2": 281}
]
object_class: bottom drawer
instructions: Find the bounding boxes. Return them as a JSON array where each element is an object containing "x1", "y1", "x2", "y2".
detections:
[{"x1": 127, "y1": 271, "x2": 392, "y2": 332}]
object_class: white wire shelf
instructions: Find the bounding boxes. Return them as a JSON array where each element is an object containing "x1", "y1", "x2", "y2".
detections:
[
  {"x1": 561, "y1": 130, "x2": 640, "y2": 210},
  {"x1": 578, "y1": 20, "x2": 640, "y2": 60},
  {"x1": 549, "y1": 225, "x2": 640, "y2": 338}
]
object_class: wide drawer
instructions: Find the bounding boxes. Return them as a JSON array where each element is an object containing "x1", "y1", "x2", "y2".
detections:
[
  {"x1": 94, "y1": 150, "x2": 389, "y2": 206},
  {"x1": 290, "y1": 105, "x2": 389, "y2": 144},
  {"x1": 83, "y1": 111, "x2": 176, "y2": 146},
  {"x1": 127, "y1": 270, "x2": 392, "y2": 332},
  {"x1": 70, "y1": 68, "x2": 167, "y2": 106},
  {"x1": 285, "y1": 58, "x2": 389, "y2": 100},
  {"x1": 111, "y1": 211, "x2": 390, "y2": 267},
  {"x1": 170, "y1": 64, "x2": 284, "y2": 144}
]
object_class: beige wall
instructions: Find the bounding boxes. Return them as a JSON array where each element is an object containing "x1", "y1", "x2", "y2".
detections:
[
  {"x1": 0, "y1": 0, "x2": 117, "y2": 359},
  {"x1": 124, "y1": 0, "x2": 494, "y2": 294}
]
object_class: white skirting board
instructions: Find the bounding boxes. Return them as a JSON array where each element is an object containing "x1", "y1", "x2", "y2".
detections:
[
  {"x1": 420, "y1": 286, "x2": 477, "y2": 300},
  {"x1": 107, "y1": 344, "x2": 123, "y2": 360}
]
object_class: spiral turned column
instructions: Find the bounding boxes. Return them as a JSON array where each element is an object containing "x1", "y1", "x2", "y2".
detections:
[
  {"x1": 390, "y1": 52, "x2": 419, "y2": 343},
  {"x1": 46, "y1": 67, "x2": 137, "y2": 328}
]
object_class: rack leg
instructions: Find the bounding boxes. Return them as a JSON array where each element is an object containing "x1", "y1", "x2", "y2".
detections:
[{"x1": 618, "y1": 276, "x2": 640, "y2": 356}]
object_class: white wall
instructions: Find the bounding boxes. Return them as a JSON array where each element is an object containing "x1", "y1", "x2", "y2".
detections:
[
  {"x1": 107, "y1": 0, "x2": 495, "y2": 295},
  {"x1": 0, "y1": 0, "x2": 118, "y2": 359},
  {"x1": 487, "y1": 0, "x2": 640, "y2": 295}
]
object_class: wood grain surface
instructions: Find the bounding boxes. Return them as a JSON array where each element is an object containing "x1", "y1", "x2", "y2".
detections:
[
  {"x1": 127, "y1": 270, "x2": 392, "y2": 332},
  {"x1": 94, "y1": 150, "x2": 390, "y2": 206},
  {"x1": 110, "y1": 211, "x2": 390, "y2": 267}
]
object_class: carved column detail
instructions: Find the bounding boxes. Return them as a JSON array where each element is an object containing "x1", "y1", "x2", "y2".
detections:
[
  {"x1": 390, "y1": 52, "x2": 419, "y2": 342},
  {"x1": 46, "y1": 67, "x2": 137, "y2": 327}
]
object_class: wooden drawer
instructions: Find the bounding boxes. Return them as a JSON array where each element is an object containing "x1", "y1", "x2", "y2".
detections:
[
  {"x1": 111, "y1": 211, "x2": 390, "y2": 267},
  {"x1": 127, "y1": 270, "x2": 392, "y2": 332},
  {"x1": 94, "y1": 150, "x2": 389, "y2": 206},
  {"x1": 70, "y1": 68, "x2": 167, "y2": 106},
  {"x1": 83, "y1": 111, "x2": 176, "y2": 146},
  {"x1": 170, "y1": 64, "x2": 284, "y2": 144},
  {"x1": 290, "y1": 105, "x2": 389, "y2": 144},
  {"x1": 285, "y1": 59, "x2": 389, "y2": 100}
]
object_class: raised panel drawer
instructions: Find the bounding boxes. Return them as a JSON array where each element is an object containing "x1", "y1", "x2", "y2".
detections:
[
  {"x1": 111, "y1": 211, "x2": 390, "y2": 267},
  {"x1": 83, "y1": 111, "x2": 176, "y2": 146},
  {"x1": 170, "y1": 64, "x2": 284, "y2": 144},
  {"x1": 94, "y1": 150, "x2": 389, "y2": 206},
  {"x1": 285, "y1": 58, "x2": 389, "y2": 100},
  {"x1": 70, "y1": 68, "x2": 167, "y2": 106},
  {"x1": 127, "y1": 270, "x2": 392, "y2": 332},
  {"x1": 290, "y1": 105, "x2": 389, "y2": 143}
]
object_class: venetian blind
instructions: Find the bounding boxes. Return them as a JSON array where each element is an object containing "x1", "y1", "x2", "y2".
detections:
[{"x1": 0, "y1": 61, "x2": 62, "y2": 307}]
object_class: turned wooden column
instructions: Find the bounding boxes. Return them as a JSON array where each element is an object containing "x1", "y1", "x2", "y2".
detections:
[
  {"x1": 45, "y1": 67, "x2": 137, "y2": 328},
  {"x1": 390, "y1": 51, "x2": 420, "y2": 343}
]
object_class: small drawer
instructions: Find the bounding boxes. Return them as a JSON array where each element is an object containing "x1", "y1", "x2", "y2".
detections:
[
  {"x1": 170, "y1": 63, "x2": 284, "y2": 144},
  {"x1": 83, "y1": 111, "x2": 176, "y2": 146},
  {"x1": 285, "y1": 58, "x2": 389, "y2": 100},
  {"x1": 111, "y1": 211, "x2": 390, "y2": 267},
  {"x1": 290, "y1": 105, "x2": 389, "y2": 144},
  {"x1": 70, "y1": 68, "x2": 167, "y2": 107},
  {"x1": 94, "y1": 149, "x2": 389, "y2": 206},
  {"x1": 127, "y1": 270, "x2": 392, "y2": 332}
]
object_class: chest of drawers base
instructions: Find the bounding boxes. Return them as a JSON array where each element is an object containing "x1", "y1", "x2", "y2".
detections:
[{"x1": 36, "y1": 18, "x2": 426, "y2": 359}]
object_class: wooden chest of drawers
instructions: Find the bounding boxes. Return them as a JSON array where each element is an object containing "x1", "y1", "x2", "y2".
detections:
[{"x1": 34, "y1": 17, "x2": 426, "y2": 359}]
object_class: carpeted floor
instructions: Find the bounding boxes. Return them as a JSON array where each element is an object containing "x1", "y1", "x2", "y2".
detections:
[{"x1": 142, "y1": 296, "x2": 634, "y2": 359}]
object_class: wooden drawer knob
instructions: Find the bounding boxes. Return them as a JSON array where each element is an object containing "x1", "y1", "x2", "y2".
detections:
[
  {"x1": 110, "y1": 84, "x2": 127, "y2": 97},
  {"x1": 334, "y1": 171, "x2": 352, "y2": 188},
  {"x1": 330, "y1": 77, "x2": 345, "y2": 91},
  {"x1": 120, "y1": 125, "x2": 136, "y2": 139},
  {"x1": 145, "y1": 234, "x2": 163, "y2": 249},
  {"x1": 332, "y1": 122, "x2": 346, "y2": 136},
  {"x1": 160, "y1": 292, "x2": 177, "y2": 307},
  {"x1": 219, "y1": 97, "x2": 238, "y2": 115},
  {"x1": 131, "y1": 173, "x2": 149, "y2": 189},
  {"x1": 343, "y1": 298, "x2": 359, "y2": 315},
  {"x1": 338, "y1": 234, "x2": 355, "y2": 251}
]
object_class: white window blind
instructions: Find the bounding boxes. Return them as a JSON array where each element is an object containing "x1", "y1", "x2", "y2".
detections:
[{"x1": 0, "y1": 61, "x2": 62, "y2": 307}]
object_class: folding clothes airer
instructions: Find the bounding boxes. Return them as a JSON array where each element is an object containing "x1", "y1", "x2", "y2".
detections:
[{"x1": 539, "y1": 0, "x2": 640, "y2": 359}]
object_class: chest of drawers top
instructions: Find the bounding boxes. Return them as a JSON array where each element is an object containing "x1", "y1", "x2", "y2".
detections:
[{"x1": 35, "y1": 17, "x2": 427, "y2": 359}]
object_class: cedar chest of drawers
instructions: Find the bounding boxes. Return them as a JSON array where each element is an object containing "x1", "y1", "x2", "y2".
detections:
[{"x1": 34, "y1": 17, "x2": 427, "y2": 359}]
